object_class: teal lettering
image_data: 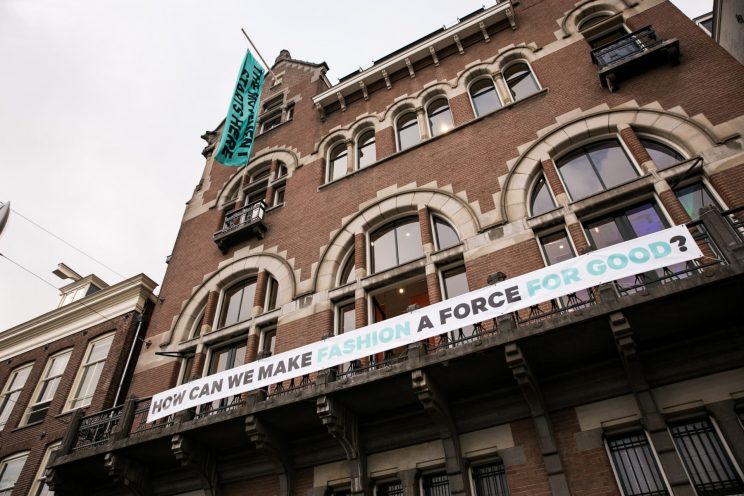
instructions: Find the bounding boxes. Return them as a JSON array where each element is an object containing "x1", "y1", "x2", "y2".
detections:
[
  {"x1": 649, "y1": 241, "x2": 671, "y2": 259},
  {"x1": 587, "y1": 259, "x2": 606, "y2": 275},
  {"x1": 608, "y1": 254, "x2": 628, "y2": 270},
  {"x1": 629, "y1": 247, "x2": 650, "y2": 263}
]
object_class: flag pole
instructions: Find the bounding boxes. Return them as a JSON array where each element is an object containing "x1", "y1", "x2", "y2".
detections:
[{"x1": 241, "y1": 28, "x2": 278, "y2": 81}]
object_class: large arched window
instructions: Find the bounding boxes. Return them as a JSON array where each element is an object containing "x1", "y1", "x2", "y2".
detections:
[
  {"x1": 427, "y1": 99, "x2": 453, "y2": 137},
  {"x1": 357, "y1": 130, "x2": 376, "y2": 168},
  {"x1": 328, "y1": 143, "x2": 348, "y2": 182},
  {"x1": 640, "y1": 139, "x2": 684, "y2": 171},
  {"x1": 530, "y1": 175, "x2": 556, "y2": 216},
  {"x1": 504, "y1": 62, "x2": 540, "y2": 101},
  {"x1": 243, "y1": 168, "x2": 270, "y2": 205},
  {"x1": 433, "y1": 217, "x2": 460, "y2": 250},
  {"x1": 397, "y1": 113, "x2": 421, "y2": 151},
  {"x1": 556, "y1": 139, "x2": 639, "y2": 201},
  {"x1": 469, "y1": 78, "x2": 502, "y2": 117},
  {"x1": 370, "y1": 217, "x2": 423, "y2": 273},
  {"x1": 219, "y1": 279, "x2": 257, "y2": 328}
]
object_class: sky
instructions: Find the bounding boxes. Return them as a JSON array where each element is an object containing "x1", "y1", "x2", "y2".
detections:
[{"x1": 0, "y1": 0, "x2": 712, "y2": 331}]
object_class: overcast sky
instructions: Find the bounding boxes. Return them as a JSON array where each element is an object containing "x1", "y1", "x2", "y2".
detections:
[{"x1": 0, "y1": 0, "x2": 711, "y2": 331}]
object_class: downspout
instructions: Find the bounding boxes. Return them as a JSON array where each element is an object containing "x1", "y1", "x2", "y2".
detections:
[{"x1": 114, "y1": 299, "x2": 151, "y2": 406}]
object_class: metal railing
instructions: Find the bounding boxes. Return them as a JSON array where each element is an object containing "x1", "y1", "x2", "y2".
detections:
[
  {"x1": 216, "y1": 200, "x2": 266, "y2": 236},
  {"x1": 267, "y1": 374, "x2": 314, "y2": 397},
  {"x1": 426, "y1": 318, "x2": 499, "y2": 352},
  {"x1": 129, "y1": 397, "x2": 174, "y2": 435},
  {"x1": 71, "y1": 406, "x2": 123, "y2": 452},
  {"x1": 515, "y1": 289, "x2": 597, "y2": 326},
  {"x1": 592, "y1": 26, "x2": 663, "y2": 69},
  {"x1": 193, "y1": 394, "x2": 246, "y2": 419},
  {"x1": 335, "y1": 348, "x2": 411, "y2": 380},
  {"x1": 724, "y1": 206, "x2": 744, "y2": 243}
]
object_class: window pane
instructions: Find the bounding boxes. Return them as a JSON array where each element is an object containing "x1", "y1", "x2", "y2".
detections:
[
  {"x1": 559, "y1": 151, "x2": 604, "y2": 200},
  {"x1": 423, "y1": 472, "x2": 451, "y2": 496},
  {"x1": 504, "y1": 62, "x2": 539, "y2": 101},
  {"x1": 587, "y1": 141, "x2": 638, "y2": 190},
  {"x1": 72, "y1": 361, "x2": 104, "y2": 408},
  {"x1": 434, "y1": 218, "x2": 460, "y2": 250},
  {"x1": 0, "y1": 454, "x2": 28, "y2": 492},
  {"x1": 339, "y1": 304, "x2": 356, "y2": 333},
  {"x1": 397, "y1": 114, "x2": 420, "y2": 151},
  {"x1": 329, "y1": 145, "x2": 348, "y2": 181},
  {"x1": 675, "y1": 183, "x2": 717, "y2": 220},
  {"x1": 358, "y1": 131, "x2": 376, "y2": 168},
  {"x1": 541, "y1": 232, "x2": 574, "y2": 265},
  {"x1": 221, "y1": 287, "x2": 243, "y2": 326},
  {"x1": 625, "y1": 203, "x2": 665, "y2": 238},
  {"x1": 442, "y1": 267, "x2": 469, "y2": 299},
  {"x1": 531, "y1": 176, "x2": 555, "y2": 216},
  {"x1": 428, "y1": 99, "x2": 453, "y2": 137},
  {"x1": 640, "y1": 139, "x2": 683, "y2": 171},
  {"x1": 87, "y1": 335, "x2": 113, "y2": 363},
  {"x1": 371, "y1": 224, "x2": 398, "y2": 273},
  {"x1": 340, "y1": 252, "x2": 355, "y2": 285},
  {"x1": 607, "y1": 433, "x2": 669, "y2": 496},
  {"x1": 220, "y1": 280, "x2": 256, "y2": 327},
  {"x1": 395, "y1": 219, "x2": 424, "y2": 265},
  {"x1": 472, "y1": 462, "x2": 510, "y2": 496},
  {"x1": 470, "y1": 78, "x2": 501, "y2": 116},
  {"x1": 586, "y1": 217, "x2": 625, "y2": 249},
  {"x1": 377, "y1": 480, "x2": 404, "y2": 496},
  {"x1": 266, "y1": 277, "x2": 279, "y2": 311}
]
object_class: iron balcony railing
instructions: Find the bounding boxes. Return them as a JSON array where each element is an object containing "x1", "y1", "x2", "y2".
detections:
[
  {"x1": 591, "y1": 26, "x2": 665, "y2": 69},
  {"x1": 217, "y1": 200, "x2": 266, "y2": 236},
  {"x1": 129, "y1": 396, "x2": 175, "y2": 435},
  {"x1": 724, "y1": 205, "x2": 744, "y2": 243},
  {"x1": 70, "y1": 406, "x2": 123, "y2": 452}
]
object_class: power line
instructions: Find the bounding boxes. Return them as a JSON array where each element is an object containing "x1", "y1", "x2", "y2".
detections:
[
  {"x1": 0, "y1": 252, "x2": 112, "y2": 322},
  {"x1": 0, "y1": 202, "x2": 125, "y2": 279}
]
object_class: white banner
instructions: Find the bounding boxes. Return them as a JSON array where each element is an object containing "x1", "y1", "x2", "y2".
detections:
[{"x1": 148, "y1": 225, "x2": 701, "y2": 421}]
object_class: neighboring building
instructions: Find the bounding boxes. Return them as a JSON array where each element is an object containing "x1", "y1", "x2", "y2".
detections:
[
  {"x1": 699, "y1": 0, "x2": 744, "y2": 65},
  {"x1": 49, "y1": 1, "x2": 744, "y2": 496},
  {"x1": 0, "y1": 265, "x2": 156, "y2": 495}
]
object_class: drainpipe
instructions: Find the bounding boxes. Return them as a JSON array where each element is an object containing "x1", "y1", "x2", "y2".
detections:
[{"x1": 114, "y1": 299, "x2": 151, "y2": 406}]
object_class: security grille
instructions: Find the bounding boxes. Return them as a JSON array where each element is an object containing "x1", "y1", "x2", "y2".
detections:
[
  {"x1": 473, "y1": 462, "x2": 510, "y2": 496},
  {"x1": 670, "y1": 418, "x2": 744, "y2": 496},
  {"x1": 423, "y1": 472, "x2": 450, "y2": 496},
  {"x1": 376, "y1": 480, "x2": 404, "y2": 496},
  {"x1": 607, "y1": 432, "x2": 669, "y2": 496}
]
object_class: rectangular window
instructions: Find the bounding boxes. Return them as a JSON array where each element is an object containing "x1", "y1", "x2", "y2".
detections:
[
  {"x1": 670, "y1": 418, "x2": 744, "y2": 495},
  {"x1": 0, "y1": 363, "x2": 33, "y2": 430},
  {"x1": 674, "y1": 183, "x2": 719, "y2": 221},
  {"x1": 265, "y1": 277, "x2": 279, "y2": 311},
  {"x1": 201, "y1": 339, "x2": 246, "y2": 413},
  {"x1": 24, "y1": 349, "x2": 72, "y2": 425},
  {"x1": 67, "y1": 333, "x2": 114, "y2": 410},
  {"x1": 178, "y1": 354, "x2": 195, "y2": 385},
  {"x1": 0, "y1": 452, "x2": 29, "y2": 496},
  {"x1": 376, "y1": 480, "x2": 404, "y2": 496},
  {"x1": 606, "y1": 432, "x2": 669, "y2": 496},
  {"x1": 261, "y1": 112, "x2": 282, "y2": 133},
  {"x1": 422, "y1": 472, "x2": 450, "y2": 496},
  {"x1": 30, "y1": 442, "x2": 61, "y2": 496},
  {"x1": 273, "y1": 185, "x2": 285, "y2": 206},
  {"x1": 441, "y1": 266, "x2": 474, "y2": 341},
  {"x1": 472, "y1": 462, "x2": 510, "y2": 496},
  {"x1": 338, "y1": 302, "x2": 356, "y2": 334},
  {"x1": 540, "y1": 231, "x2": 593, "y2": 308},
  {"x1": 260, "y1": 328, "x2": 276, "y2": 357}
]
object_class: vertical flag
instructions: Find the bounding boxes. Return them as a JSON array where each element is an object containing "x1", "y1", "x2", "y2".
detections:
[{"x1": 215, "y1": 49, "x2": 265, "y2": 166}]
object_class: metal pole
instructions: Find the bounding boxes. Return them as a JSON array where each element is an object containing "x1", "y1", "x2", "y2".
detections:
[{"x1": 241, "y1": 28, "x2": 278, "y2": 81}]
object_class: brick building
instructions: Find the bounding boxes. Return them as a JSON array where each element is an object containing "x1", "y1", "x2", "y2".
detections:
[
  {"x1": 47, "y1": 1, "x2": 744, "y2": 495},
  {"x1": 0, "y1": 265, "x2": 157, "y2": 495}
]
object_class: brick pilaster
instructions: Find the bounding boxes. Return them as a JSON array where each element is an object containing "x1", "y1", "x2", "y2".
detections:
[
  {"x1": 354, "y1": 297, "x2": 367, "y2": 329},
  {"x1": 541, "y1": 158, "x2": 566, "y2": 196},
  {"x1": 418, "y1": 207, "x2": 434, "y2": 251},
  {"x1": 253, "y1": 270, "x2": 268, "y2": 313},
  {"x1": 244, "y1": 333, "x2": 260, "y2": 363},
  {"x1": 567, "y1": 223, "x2": 589, "y2": 253},
  {"x1": 658, "y1": 189, "x2": 692, "y2": 225},
  {"x1": 190, "y1": 352, "x2": 206, "y2": 380},
  {"x1": 354, "y1": 232, "x2": 366, "y2": 276},
  {"x1": 376, "y1": 127, "x2": 395, "y2": 159},
  {"x1": 203, "y1": 291, "x2": 219, "y2": 333},
  {"x1": 426, "y1": 272, "x2": 442, "y2": 305},
  {"x1": 619, "y1": 125, "x2": 653, "y2": 171}
]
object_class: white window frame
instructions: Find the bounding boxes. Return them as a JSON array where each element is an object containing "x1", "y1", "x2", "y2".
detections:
[
  {"x1": 64, "y1": 332, "x2": 115, "y2": 412},
  {"x1": 0, "y1": 451, "x2": 29, "y2": 495},
  {"x1": 467, "y1": 76, "x2": 503, "y2": 118},
  {"x1": 501, "y1": 59, "x2": 542, "y2": 101},
  {"x1": 356, "y1": 128, "x2": 377, "y2": 169},
  {"x1": 258, "y1": 325, "x2": 277, "y2": 357},
  {"x1": 425, "y1": 97, "x2": 453, "y2": 138},
  {"x1": 22, "y1": 349, "x2": 72, "y2": 426},
  {"x1": 395, "y1": 111, "x2": 422, "y2": 152},
  {"x1": 29, "y1": 442, "x2": 61, "y2": 496},
  {"x1": 527, "y1": 173, "x2": 557, "y2": 218},
  {"x1": 0, "y1": 362, "x2": 34, "y2": 431},
  {"x1": 327, "y1": 141, "x2": 349, "y2": 183}
]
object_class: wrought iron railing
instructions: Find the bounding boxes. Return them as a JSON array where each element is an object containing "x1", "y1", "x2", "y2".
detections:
[
  {"x1": 516, "y1": 289, "x2": 597, "y2": 325},
  {"x1": 193, "y1": 394, "x2": 246, "y2": 419},
  {"x1": 426, "y1": 318, "x2": 499, "y2": 352},
  {"x1": 336, "y1": 348, "x2": 411, "y2": 380},
  {"x1": 723, "y1": 206, "x2": 744, "y2": 243},
  {"x1": 71, "y1": 406, "x2": 123, "y2": 452},
  {"x1": 129, "y1": 397, "x2": 174, "y2": 435},
  {"x1": 591, "y1": 26, "x2": 664, "y2": 69},
  {"x1": 267, "y1": 374, "x2": 314, "y2": 397},
  {"x1": 217, "y1": 200, "x2": 266, "y2": 236}
]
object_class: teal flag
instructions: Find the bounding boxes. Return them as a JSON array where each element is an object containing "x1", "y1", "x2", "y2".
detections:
[{"x1": 215, "y1": 49, "x2": 265, "y2": 166}]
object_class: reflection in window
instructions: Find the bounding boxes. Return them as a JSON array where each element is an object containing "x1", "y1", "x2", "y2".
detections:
[
  {"x1": 265, "y1": 276, "x2": 279, "y2": 311},
  {"x1": 0, "y1": 453, "x2": 29, "y2": 496},
  {"x1": 25, "y1": 349, "x2": 72, "y2": 425},
  {"x1": 470, "y1": 78, "x2": 501, "y2": 117},
  {"x1": 397, "y1": 113, "x2": 421, "y2": 151},
  {"x1": 328, "y1": 144, "x2": 348, "y2": 182},
  {"x1": 640, "y1": 139, "x2": 684, "y2": 171},
  {"x1": 557, "y1": 139, "x2": 639, "y2": 201},
  {"x1": 220, "y1": 279, "x2": 257, "y2": 327},
  {"x1": 675, "y1": 183, "x2": 718, "y2": 220},
  {"x1": 427, "y1": 99, "x2": 453, "y2": 137},
  {"x1": 204, "y1": 340, "x2": 246, "y2": 411},
  {"x1": 338, "y1": 303, "x2": 356, "y2": 334},
  {"x1": 541, "y1": 231, "x2": 574, "y2": 265},
  {"x1": 357, "y1": 130, "x2": 376, "y2": 168},
  {"x1": 504, "y1": 62, "x2": 540, "y2": 101},
  {"x1": 0, "y1": 364, "x2": 33, "y2": 430},
  {"x1": 434, "y1": 217, "x2": 460, "y2": 250},
  {"x1": 607, "y1": 432, "x2": 669, "y2": 496},
  {"x1": 370, "y1": 218, "x2": 423, "y2": 273},
  {"x1": 69, "y1": 333, "x2": 114, "y2": 410},
  {"x1": 530, "y1": 175, "x2": 556, "y2": 216}
]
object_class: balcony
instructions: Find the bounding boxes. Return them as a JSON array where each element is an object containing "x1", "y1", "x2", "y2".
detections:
[
  {"x1": 591, "y1": 26, "x2": 680, "y2": 92},
  {"x1": 213, "y1": 200, "x2": 267, "y2": 252},
  {"x1": 47, "y1": 207, "x2": 744, "y2": 495}
]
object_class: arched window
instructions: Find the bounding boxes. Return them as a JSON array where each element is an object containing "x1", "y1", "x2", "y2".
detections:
[
  {"x1": 397, "y1": 113, "x2": 421, "y2": 151},
  {"x1": 244, "y1": 168, "x2": 270, "y2": 205},
  {"x1": 427, "y1": 99, "x2": 453, "y2": 137},
  {"x1": 433, "y1": 217, "x2": 460, "y2": 250},
  {"x1": 556, "y1": 139, "x2": 639, "y2": 201},
  {"x1": 219, "y1": 279, "x2": 257, "y2": 328},
  {"x1": 328, "y1": 143, "x2": 348, "y2": 182},
  {"x1": 339, "y1": 251, "x2": 356, "y2": 286},
  {"x1": 530, "y1": 175, "x2": 556, "y2": 216},
  {"x1": 640, "y1": 139, "x2": 684, "y2": 171},
  {"x1": 265, "y1": 276, "x2": 279, "y2": 311},
  {"x1": 357, "y1": 130, "x2": 376, "y2": 168},
  {"x1": 370, "y1": 217, "x2": 423, "y2": 273},
  {"x1": 190, "y1": 309, "x2": 204, "y2": 339},
  {"x1": 504, "y1": 62, "x2": 540, "y2": 101},
  {"x1": 469, "y1": 78, "x2": 501, "y2": 117},
  {"x1": 275, "y1": 161, "x2": 288, "y2": 178}
]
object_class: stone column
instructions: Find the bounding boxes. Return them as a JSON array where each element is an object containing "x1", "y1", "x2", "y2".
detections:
[
  {"x1": 346, "y1": 140, "x2": 355, "y2": 173},
  {"x1": 416, "y1": 108, "x2": 430, "y2": 141},
  {"x1": 492, "y1": 72, "x2": 513, "y2": 105}
]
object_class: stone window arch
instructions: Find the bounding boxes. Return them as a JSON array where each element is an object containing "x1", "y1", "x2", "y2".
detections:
[
  {"x1": 396, "y1": 112, "x2": 421, "y2": 151},
  {"x1": 426, "y1": 98, "x2": 454, "y2": 137},
  {"x1": 503, "y1": 61, "x2": 541, "y2": 101},
  {"x1": 356, "y1": 129, "x2": 376, "y2": 169},
  {"x1": 468, "y1": 77, "x2": 502, "y2": 117}
]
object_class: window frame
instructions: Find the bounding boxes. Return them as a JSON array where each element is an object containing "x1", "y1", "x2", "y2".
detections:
[
  {"x1": 0, "y1": 451, "x2": 29, "y2": 495},
  {"x1": 22, "y1": 348, "x2": 73, "y2": 426},
  {"x1": 502, "y1": 60, "x2": 541, "y2": 101},
  {"x1": 335, "y1": 299, "x2": 356, "y2": 336},
  {"x1": 258, "y1": 326, "x2": 277, "y2": 358},
  {"x1": 673, "y1": 180, "x2": 724, "y2": 220},
  {"x1": 65, "y1": 332, "x2": 115, "y2": 411},
  {"x1": 395, "y1": 111, "x2": 421, "y2": 151},
  {"x1": 468, "y1": 76, "x2": 503, "y2": 118},
  {"x1": 469, "y1": 459, "x2": 510, "y2": 496},
  {"x1": 426, "y1": 97, "x2": 454, "y2": 138},
  {"x1": 218, "y1": 277, "x2": 258, "y2": 329},
  {"x1": 528, "y1": 174, "x2": 557, "y2": 217},
  {"x1": 29, "y1": 441, "x2": 61, "y2": 496},
  {"x1": 327, "y1": 142, "x2": 349, "y2": 183},
  {"x1": 0, "y1": 362, "x2": 33, "y2": 431},
  {"x1": 431, "y1": 215, "x2": 461, "y2": 251},
  {"x1": 368, "y1": 216, "x2": 424, "y2": 274},
  {"x1": 356, "y1": 129, "x2": 377, "y2": 169},
  {"x1": 604, "y1": 429, "x2": 671, "y2": 496},
  {"x1": 637, "y1": 136, "x2": 686, "y2": 171},
  {"x1": 265, "y1": 275, "x2": 279, "y2": 312},
  {"x1": 374, "y1": 478, "x2": 404, "y2": 496},
  {"x1": 420, "y1": 471, "x2": 451, "y2": 496},
  {"x1": 337, "y1": 249, "x2": 356, "y2": 287}
]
